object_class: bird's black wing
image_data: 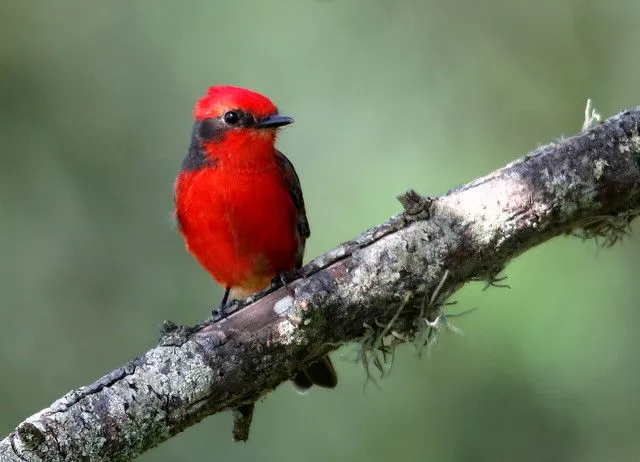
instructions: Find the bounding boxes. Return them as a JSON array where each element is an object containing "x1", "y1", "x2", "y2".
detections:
[{"x1": 276, "y1": 150, "x2": 310, "y2": 268}]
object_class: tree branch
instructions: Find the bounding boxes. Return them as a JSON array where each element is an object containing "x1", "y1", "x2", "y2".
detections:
[{"x1": 3, "y1": 108, "x2": 640, "y2": 462}]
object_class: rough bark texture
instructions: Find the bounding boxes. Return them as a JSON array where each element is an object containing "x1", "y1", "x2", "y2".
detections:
[{"x1": 2, "y1": 108, "x2": 640, "y2": 462}]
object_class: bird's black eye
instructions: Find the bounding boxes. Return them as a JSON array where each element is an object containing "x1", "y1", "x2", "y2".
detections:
[{"x1": 223, "y1": 110, "x2": 240, "y2": 125}]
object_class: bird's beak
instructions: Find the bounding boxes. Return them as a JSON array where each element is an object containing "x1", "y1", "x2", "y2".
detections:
[{"x1": 255, "y1": 115, "x2": 294, "y2": 129}]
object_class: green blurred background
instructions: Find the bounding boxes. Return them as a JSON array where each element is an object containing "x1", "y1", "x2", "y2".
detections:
[{"x1": 2, "y1": 1, "x2": 640, "y2": 461}]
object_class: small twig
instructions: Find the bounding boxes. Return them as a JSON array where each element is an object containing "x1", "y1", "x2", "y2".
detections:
[{"x1": 232, "y1": 403, "x2": 255, "y2": 442}]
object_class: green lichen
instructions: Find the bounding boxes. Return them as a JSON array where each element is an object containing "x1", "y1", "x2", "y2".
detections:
[
  {"x1": 352, "y1": 270, "x2": 473, "y2": 389},
  {"x1": 573, "y1": 210, "x2": 640, "y2": 248},
  {"x1": 582, "y1": 99, "x2": 602, "y2": 131}
]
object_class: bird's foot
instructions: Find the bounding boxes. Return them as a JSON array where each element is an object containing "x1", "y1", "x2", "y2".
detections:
[
  {"x1": 271, "y1": 270, "x2": 302, "y2": 294},
  {"x1": 211, "y1": 287, "x2": 241, "y2": 321},
  {"x1": 211, "y1": 299, "x2": 242, "y2": 322}
]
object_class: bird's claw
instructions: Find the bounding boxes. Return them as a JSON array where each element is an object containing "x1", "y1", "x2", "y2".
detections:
[
  {"x1": 271, "y1": 270, "x2": 301, "y2": 294},
  {"x1": 211, "y1": 299, "x2": 241, "y2": 322}
]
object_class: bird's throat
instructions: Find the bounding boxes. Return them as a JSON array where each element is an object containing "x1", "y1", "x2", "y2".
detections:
[{"x1": 203, "y1": 133, "x2": 278, "y2": 171}]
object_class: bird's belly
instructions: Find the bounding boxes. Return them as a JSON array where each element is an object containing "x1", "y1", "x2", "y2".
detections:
[{"x1": 178, "y1": 170, "x2": 299, "y2": 291}]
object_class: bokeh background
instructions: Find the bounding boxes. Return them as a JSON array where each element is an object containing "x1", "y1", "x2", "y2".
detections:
[{"x1": 2, "y1": 1, "x2": 640, "y2": 461}]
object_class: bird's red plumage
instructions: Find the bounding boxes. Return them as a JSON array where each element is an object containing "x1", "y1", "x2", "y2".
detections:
[
  {"x1": 175, "y1": 162, "x2": 299, "y2": 295},
  {"x1": 175, "y1": 85, "x2": 301, "y2": 296},
  {"x1": 193, "y1": 85, "x2": 278, "y2": 122}
]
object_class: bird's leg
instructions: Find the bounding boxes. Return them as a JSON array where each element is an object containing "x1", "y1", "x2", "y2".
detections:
[
  {"x1": 220, "y1": 287, "x2": 230, "y2": 308},
  {"x1": 212, "y1": 287, "x2": 231, "y2": 318}
]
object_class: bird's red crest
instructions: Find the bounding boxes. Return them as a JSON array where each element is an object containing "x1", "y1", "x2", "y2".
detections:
[{"x1": 194, "y1": 85, "x2": 279, "y2": 121}]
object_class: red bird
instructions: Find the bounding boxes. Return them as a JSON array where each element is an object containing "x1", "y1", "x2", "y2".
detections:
[{"x1": 174, "y1": 85, "x2": 337, "y2": 390}]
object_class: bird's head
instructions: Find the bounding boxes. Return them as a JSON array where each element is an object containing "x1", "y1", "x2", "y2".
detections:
[{"x1": 191, "y1": 86, "x2": 293, "y2": 166}]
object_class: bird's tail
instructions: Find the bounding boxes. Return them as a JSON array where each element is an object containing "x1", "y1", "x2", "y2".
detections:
[{"x1": 292, "y1": 355, "x2": 338, "y2": 392}]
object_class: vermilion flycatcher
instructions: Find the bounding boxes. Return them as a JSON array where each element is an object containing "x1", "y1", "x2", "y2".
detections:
[{"x1": 174, "y1": 85, "x2": 337, "y2": 390}]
